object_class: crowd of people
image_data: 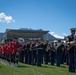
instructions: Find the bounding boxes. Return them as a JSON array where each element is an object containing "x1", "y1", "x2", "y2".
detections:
[{"x1": 0, "y1": 29, "x2": 76, "y2": 73}]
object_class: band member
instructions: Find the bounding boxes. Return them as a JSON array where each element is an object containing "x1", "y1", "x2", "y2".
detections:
[
  {"x1": 19, "y1": 43, "x2": 25, "y2": 63},
  {"x1": 50, "y1": 43, "x2": 56, "y2": 65},
  {"x1": 74, "y1": 32, "x2": 76, "y2": 73},
  {"x1": 11, "y1": 38, "x2": 20, "y2": 66},
  {"x1": 61, "y1": 42, "x2": 65, "y2": 64},
  {"x1": 65, "y1": 44, "x2": 69, "y2": 65},
  {"x1": 27, "y1": 42, "x2": 32, "y2": 64},
  {"x1": 32, "y1": 41, "x2": 37, "y2": 65},
  {"x1": 44, "y1": 42, "x2": 50, "y2": 64},
  {"x1": 56, "y1": 39, "x2": 64, "y2": 67},
  {"x1": 37, "y1": 41, "x2": 43, "y2": 66},
  {"x1": 66, "y1": 29, "x2": 75, "y2": 72},
  {"x1": 24, "y1": 42, "x2": 28, "y2": 64},
  {"x1": 4, "y1": 44, "x2": 11, "y2": 62},
  {"x1": 0, "y1": 46, "x2": 4, "y2": 59}
]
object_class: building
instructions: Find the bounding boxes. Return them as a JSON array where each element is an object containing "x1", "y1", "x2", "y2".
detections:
[
  {"x1": 43, "y1": 33, "x2": 56, "y2": 40},
  {"x1": 4, "y1": 29, "x2": 49, "y2": 40},
  {"x1": 0, "y1": 33, "x2": 4, "y2": 39}
]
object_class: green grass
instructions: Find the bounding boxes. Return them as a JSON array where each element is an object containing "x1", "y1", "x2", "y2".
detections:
[{"x1": 0, "y1": 62, "x2": 76, "y2": 75}]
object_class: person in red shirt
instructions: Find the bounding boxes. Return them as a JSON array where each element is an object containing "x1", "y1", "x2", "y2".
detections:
[
  {"x1": 10, "y1": 38, "x2": 20, "y2": 66},
  {"x1": 0, "y1": 46, "x2": 2, "y2": 58},
  {"x1": 0, "y1": 46, "x2": 4, "y2": 59}
]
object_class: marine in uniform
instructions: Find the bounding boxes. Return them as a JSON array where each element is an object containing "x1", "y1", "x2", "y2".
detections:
[
  {"x1": 44, "y1": 42, "x2": 50, "y2": 64},
  {"x1": 56, "y1": 39, "x2": 64, "y2": 67},
  {"x1": 32, "y1": 41, "x2": 37, "y2": 65},
  {"x1": 66, "y1": 28, "x2": 76, "y2": 72},
  {"x1": 37, "y1": 41, "x2": 43, "y2": 66},
  {"x1": 50, "y1": 43, "x2": 56, "y2": 65}
]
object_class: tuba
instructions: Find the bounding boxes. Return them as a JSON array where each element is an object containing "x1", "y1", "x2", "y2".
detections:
[
  {"x1": 30, "y1": 42, "x2": 32, "y2": 51},
  {"x1": 18, "y1": 38, "x2": 24, "y2": 43},
  {"x1": 46, "y1": 44, "x2": 50, "y2": 52}
]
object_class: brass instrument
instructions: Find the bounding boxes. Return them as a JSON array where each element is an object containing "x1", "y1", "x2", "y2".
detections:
[
  {"x1": 46, "y1": 44, "x2": 50, "y2": 52},
  {"x1": 67, "y1": 41, "x2": 76, "y2": 50},
  {"x1": 67, "y1": 28, "x2": 76, "y2": 50},
  {"x1": 30, "y1": 43, "x2": 32, "y2": 51}
]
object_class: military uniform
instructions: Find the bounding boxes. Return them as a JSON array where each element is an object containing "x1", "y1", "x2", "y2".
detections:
[
  {"x1": 24, "y1": 44, "x2": 28, "y2": 64},
  {"x1": 44, "y1": 43, "x2": 50, "y2": 64},
  {"x1": 50, "y1": 43, "x2": 56, "y2": 65},
  {"x1": 67, "y1": 35, "x2": 75, "y2": 72},
  {"x1": 27, "y1": 42, "x2": 32, "y2": 64},
  {"x1": 37, "y1": 42, "x2": 43, "y2": 66},
  {"x1": 67, "y1": 29, "x2": 76, "y2": 72},
  {"x1": 20, "y1": 44, "x2": 25, "y2": 63},
  {"x1": 56, "y1": 40, "x2": 64, "y2": 67},
  {"x1": 32, "y1": 43, "x2": 37, "y2": 65}
]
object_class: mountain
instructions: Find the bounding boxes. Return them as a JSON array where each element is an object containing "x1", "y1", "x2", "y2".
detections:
[
  {"x1": 19, "y1": 28, "x2": 32, "y2": 30},
  {"x1": 19, "y1": 28, "x2": 43, "y2": 31}
]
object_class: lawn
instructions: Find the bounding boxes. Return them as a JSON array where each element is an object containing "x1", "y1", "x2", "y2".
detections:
[{"x1": 0, "y1": 62, "x2": 76, "y2": 75}]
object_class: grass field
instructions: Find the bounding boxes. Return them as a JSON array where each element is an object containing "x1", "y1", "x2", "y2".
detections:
[{"x1": 0, "y1": 62, "x2": 76, "y2": 75}]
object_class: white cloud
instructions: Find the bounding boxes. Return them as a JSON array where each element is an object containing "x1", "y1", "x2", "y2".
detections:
[
  {"x1": 49, "y1": 32, "x2": 64, "y2": 39},
  {"x1": 0, "y1": 12, "x2": 15, "y2": 23}
]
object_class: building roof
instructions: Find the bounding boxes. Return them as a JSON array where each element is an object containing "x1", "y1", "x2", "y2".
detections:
[
  {"x1": 43, "y1": 33, "x2": 56, "y2": 40},
  {"x1": 5, "y1": 29, "x2": 49, "y2": 39}
]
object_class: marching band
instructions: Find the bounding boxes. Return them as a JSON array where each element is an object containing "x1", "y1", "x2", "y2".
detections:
[{"x1": 0, "y1": 28, "x2": 76, "y2": 73}]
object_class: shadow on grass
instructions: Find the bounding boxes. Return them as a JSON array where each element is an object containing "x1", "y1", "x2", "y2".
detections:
[
  {"x1": 0, "y1": 66, "x2": 2, "y2": 68},
  {"x1": 42, "y1": 65, "x2": 55, "y2": 69},
  {"x1": 18, "y1": 65, "x2": 30, "y2": 68},
  {"x1": 60, "y1": 65, "x2": 67, "y2": 68}
]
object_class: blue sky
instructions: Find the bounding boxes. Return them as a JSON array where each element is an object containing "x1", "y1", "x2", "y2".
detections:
[{"x1": 0, "y1": 0, "x2": 76, "y2": 38}]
